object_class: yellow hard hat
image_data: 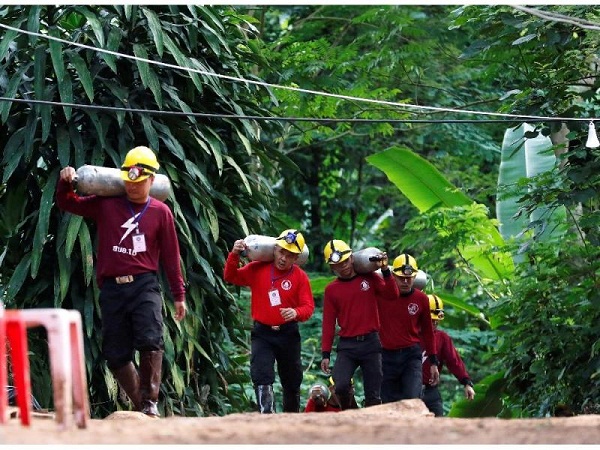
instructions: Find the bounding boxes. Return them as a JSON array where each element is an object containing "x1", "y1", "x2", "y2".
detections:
[
  {"x1": 274, "y1": 229, "x2": 305, "y2": 254},
  {"x1": 120, "y1": 146, "x2": 160, "y2": 182},
  {"x1": 392, "y1": 253, "x2": 418, "y2": 277},
  {"x1": 323, "y1": 240, "x2": 352, "y2": 264},
  {"x1": 428, "y1": 294, "x2": 445, "y2": 320}
]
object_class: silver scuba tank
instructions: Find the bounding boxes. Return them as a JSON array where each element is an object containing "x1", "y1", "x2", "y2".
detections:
[
  {"x1": 413, "y1": 269, "x2": 429, "y2": 290},
  {"x1": 352, "y1": 247, "x2": 385, "y2": 274},
  {"x1": 73, "y1": 165, "x2": 172, "y2": 202},
  {"x1": 241, "y1": 234, "x2": 309, "y2": 266},
  {"x1": 353, "y1": 246, "x2": 430, "y2": 289}
]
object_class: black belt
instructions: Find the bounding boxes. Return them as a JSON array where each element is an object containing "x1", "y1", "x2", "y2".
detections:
[
  {"x1": 423, "y1": 384, "x2": 437, "y2": 390},
  {"x1": 254, "y1": 321, "x2": 297, "y2": 332},
  {"x1": 382, "y1": 343, "x2": 421, "y2": 352},
  {"x1": 340, "y1": 331, "x2": 377, "y2": 342},
  {"x1": 105, "y1": 272, "x2": 156, "y2": 285}
]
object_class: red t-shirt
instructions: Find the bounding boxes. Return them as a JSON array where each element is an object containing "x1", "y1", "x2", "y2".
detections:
[
  {"x1": 422, "y1": 328, "x2": 469, "y2": 385},
  {"x1": 321, "y1": 272, "x2": 398, "y2": 354},
  {"x1": 304, "y1": 398, "x2": 341, "y2": 412},
  {"x1": 56, "y1": 178, "x2": 186, "y2": 302},
  {"x1": 223, "y1": 252, "x2": 314, "y2": 325},
  {"x1": 377, "y1": 288, "x2": 436, "y2": 356}
]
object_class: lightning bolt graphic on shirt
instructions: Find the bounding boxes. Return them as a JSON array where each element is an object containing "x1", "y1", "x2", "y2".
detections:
[{"x1": 119, "y1": 214, "x2": 140, "y2": 244}]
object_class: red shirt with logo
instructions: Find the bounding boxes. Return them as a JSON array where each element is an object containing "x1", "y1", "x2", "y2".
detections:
[
  {"x1": 321, "y1": 272, "x2": 398, "y2": 354},
  {"x1": 56, "y1": 178, "x2": 186, "y2": 302},
  {"x1": 377, "y1": 288, "x2": 436, "y2": 356},
  {"x1": 223, "y1": 252, "x2": 314, "y2": 326}
]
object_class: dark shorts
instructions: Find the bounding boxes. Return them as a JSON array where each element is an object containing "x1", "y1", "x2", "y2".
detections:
[{"x1": 100, "y1": 272, "x2": 164, "y2": 369}]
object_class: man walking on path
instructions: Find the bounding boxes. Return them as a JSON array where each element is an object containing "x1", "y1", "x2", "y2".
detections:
[{"x1": 378, "y1": 253, "x2": 439, "y2": 403}]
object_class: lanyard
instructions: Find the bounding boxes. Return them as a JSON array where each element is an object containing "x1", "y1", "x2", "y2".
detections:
[
  {"x1": 126, "y1": 198, "x2": 150, "y2": 229},
  {"x1": 270, "y1": 264, "x2": 293, "y2": 287}
]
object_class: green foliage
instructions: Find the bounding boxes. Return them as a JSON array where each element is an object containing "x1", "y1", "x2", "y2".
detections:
[
  {"x1": 0, "y1": 5, "x2": 284, "y2": 417},
  {"x1": 492, "y1": 236, "x2": 600, "y2": 416},
  {"x1": 254, "y1": 5, "x2": 503, "y2": 267}
]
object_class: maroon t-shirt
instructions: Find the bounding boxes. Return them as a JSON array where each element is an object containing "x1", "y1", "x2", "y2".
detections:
[
  {"x1": 422, "y1": 328, "x2": 469, "y2": 385},
  {"x1": 377, "y1": 288, "x2": 436, "y2": 356},
  {"x1": 56, "y1": 178, "x2": 186, "y2": 302},
  {"x1": 321, "y1": 272, "x2": 398, "y2": 354}
]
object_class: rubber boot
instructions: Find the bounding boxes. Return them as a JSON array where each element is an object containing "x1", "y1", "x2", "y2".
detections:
[
  {"x1": 336, "y1": 391, "x2": 354, "y2": 410},
  {"x1": 111, "y1": 362, "x2": 143, "y2": 411},
  {"x1": 139, "y1": 350, "x2": 163, "y2": 417},
  {"x1": 282, "y1": 389, "x2": 300, "y2": 413},
  {"x1": 256, "y1": 385, "x2": 274, "y2": 414}
]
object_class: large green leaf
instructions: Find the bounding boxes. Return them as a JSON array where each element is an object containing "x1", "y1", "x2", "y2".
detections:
[
  {"x1": 141, "y1": 7, "x2": 164, "y2": 56},
  {"x1": 448, "y1": 371, "x2": 508, "y2": 417},
  {"x1": 367, "y1": 145, "x2": 472, "y2": 212},
  {"x1": 496, "y1": 123, "x2": 567, "y2": 242},
  {"x1": 67, "y1": 50, "x2": 95, "y2": 102},
  {"x1": 31, "y1": 170, "x2": 58, "y2": 278},
  {"x1": 367, "y1": 146, "x2": 513, "y2": 280}
]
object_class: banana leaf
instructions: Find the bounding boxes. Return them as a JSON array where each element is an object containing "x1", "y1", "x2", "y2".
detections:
[
  {"x1": 367, "y1": 146, "x2": 513, "y2": 281},
  {"x1": 496, "y1": 123, "x2": 567, "y2": 243}
]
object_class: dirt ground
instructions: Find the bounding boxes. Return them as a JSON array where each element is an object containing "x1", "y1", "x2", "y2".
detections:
[{"x1": 2, "y1": 400, "x2": 600, "y2": 446}]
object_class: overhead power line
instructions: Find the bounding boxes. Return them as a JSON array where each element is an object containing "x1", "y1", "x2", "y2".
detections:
[
  {"x1": 0, "y1": 21, "x2": 595, "y2": 125},
  {"x1": 0, "y1": 97, "x2": 579, "y2": 124}
]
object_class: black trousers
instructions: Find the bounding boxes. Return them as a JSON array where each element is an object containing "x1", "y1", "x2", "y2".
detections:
[
  {"x1": 421, "y1": 385, "x2": 444, "y2": 417},
  {"x1": 250, "y1": 322, "x2": 302, "y2": 395},
  {"x1": 100, "y1": 272, "x2": 164, "y2": 369},
  {"x1": 381, "y1": 344, "x2": 423, "y2": 403},
  {"x1": 332, "y1": 332, "x2": 382, "y2": 405}
]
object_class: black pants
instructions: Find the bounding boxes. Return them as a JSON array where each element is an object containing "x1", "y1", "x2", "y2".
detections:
[
  {"x1": 100, "y1": 272, "x2": 164, "y2": 369},
  {"x1": 333, "y1": 332, "x2": 382, "y2": 405},
  {"x1": 381, "y1": 344, "x2": 422, "y2": 403},
  {"x1": 421, "y1": 385, "x2": 444, "y2": 416},
  {"x1": 250, "y1": 321, "x2": 302, "y2": 399}
]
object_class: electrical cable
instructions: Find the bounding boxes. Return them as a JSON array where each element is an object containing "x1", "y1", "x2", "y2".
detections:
[{"x1": 0, "y1": 20, "x2": 595, "y2": 125}]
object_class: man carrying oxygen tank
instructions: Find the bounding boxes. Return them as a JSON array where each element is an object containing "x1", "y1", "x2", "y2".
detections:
[
  {"x1": 378, "y1": 254, "x2": 439, "y2": 403},
  {"x1": 320, "y1": 240, "x2": 398, "y2": 409},
  {"x1": 223, "y1": 229, "x2": 315, "y2": 414},
  {"x1": 56, "y1": 146, "x2": 187, "y2": 417}
]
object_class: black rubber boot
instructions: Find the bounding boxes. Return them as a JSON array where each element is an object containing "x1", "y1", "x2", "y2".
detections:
[
  {"x1": 111, "y1": 362, "x2": 143, "y2": 411},
  {"x1": 139, "y1": 350, "x2": 163, "y2": 417},
  {"x1": 282, "y1": 389, "x2": 300, "y2": 413},
  {"x1": 256, "y1": 385, "x2": 275, "y2": 414}
]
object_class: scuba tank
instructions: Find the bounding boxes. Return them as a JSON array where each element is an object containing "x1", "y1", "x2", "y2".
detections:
[
  {"x1": 352, "y1": 247, "x2": 385, "y2": 274},
  {"x1": 241, "y1": 234, "x2": 310, "y2": 266},
  {"x1": 73, "y1": 165, "x2": 172, "y2": 202},
  {"x1": 413, "y1": 270, "x2": 429, "y2": 290},
  {"x1": 353, "y1": 247, "x2": 430, "y2": 289}
]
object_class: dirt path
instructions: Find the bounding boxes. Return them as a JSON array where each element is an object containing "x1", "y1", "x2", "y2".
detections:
[{"x1": 2, "y1": 400, "x2": 600, "y2": 445}]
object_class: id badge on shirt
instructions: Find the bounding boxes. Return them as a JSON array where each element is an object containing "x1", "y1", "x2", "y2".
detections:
[
  {"x1": 132, "y1": 233, "x2": 147, "y2": 253},
  {"x1": 268, "y1": 288, "x2": 282, "y2": 307}
]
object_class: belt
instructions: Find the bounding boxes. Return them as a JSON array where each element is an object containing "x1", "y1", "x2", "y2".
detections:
[
  {"x1": 115, "y1": 275, "x2": 135, "y2": 284},
  {"x1": 108, "y1": 272, "x2": 155, "y2": 285},
  {"x1": 254, "y1": 321, "x2": 296, "y2": 332},
  {"x1": 340, "y1": 331, "x2": 377, "y2": 342}
]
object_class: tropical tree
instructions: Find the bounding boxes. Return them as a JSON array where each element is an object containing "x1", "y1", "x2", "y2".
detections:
[
  {"x1": 444, "y1": 5, "x2": 600, "y2": 415},
  {"x1": 0, "y1": 5, "x2": 284, "y2": 417},
  {"x1": 251, "y1": 5, "x2": 506, "y2": 268}
]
